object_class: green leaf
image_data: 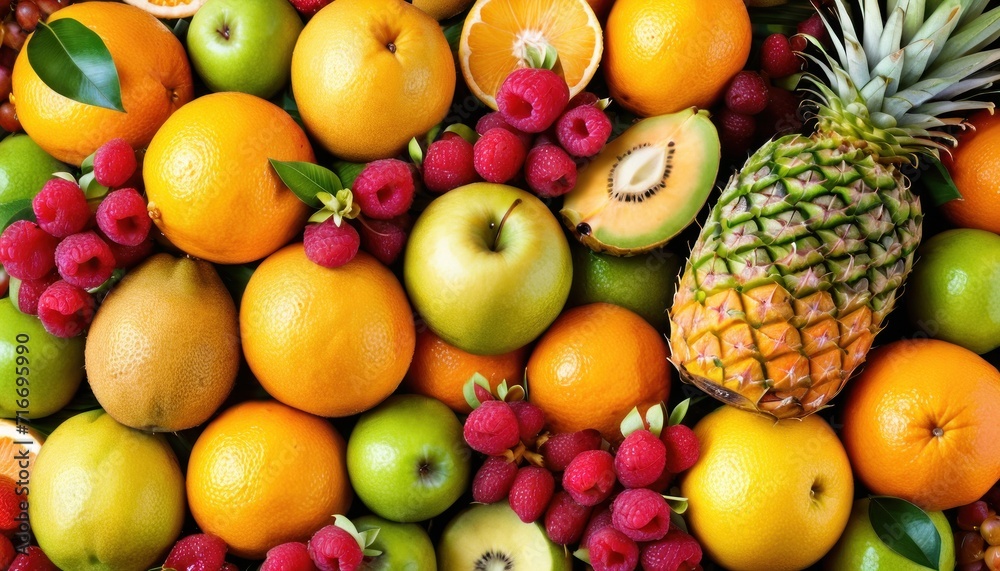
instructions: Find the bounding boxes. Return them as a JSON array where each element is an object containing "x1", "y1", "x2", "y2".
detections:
[
  {"x1": 664, "y1": 493, "x2": 689, "y2": 515},
  {"x1": 619, "y1": 406, "x2": 645, "y2": 438},
  {"x1": 80, "y1": 152, "x2": 95, "y2": 174},
  {"x1": 541, "y1": 44, "x2": 559, "y2": 70},
  {"x1": 669, "y1": 398, "x2": 692, "y2": 426},
  {"x1": 921, "y1": 157, "x2": 963, "y2": 206},
  {"x1": 332, "y1": 161, "x2": 365, "y2": 189},
  {"x1": 645, "y1": 403, "x2": 665, "y2": 437},
  {"x1": 572, "y1": 547, "x2": 591, "y2": 565},
  {"x1": 496, "y1": 380, "x2": 509, "y2": 401},
  {"x1": 269, "y1": 159, "x2": 343, "y2": 208},
  {"x1": 0, "y1": 199, "x2": 35, "y2": 231},
  {"x1": 442, "y1": 21, "x2": 463, "y2": 52},
  {"x1": 170, "y1": 18, "x2": 190, "y2": 41},
  {"x1": 463, "y1": 373, "x2": 492, "y2": 409},
  {"x1": 279, "y1": 86, "x2": 302, "y2": 128},
  {"x1": 27, "y1": 19, "x2": 124, "y2": 112},
  {"x1": 444, "y1": 123, "x2": 480, "y2": 144},
  {"x1": 215, "y1": 263, "x2": 256, "y2": 306},
  {"x1": 868, "y1": 496, "x2": 942, "y2": 570},
  {"x1": 78, "y1": 171, "x2": 110, "y2": 200},
  {"x1": 670, "y1": 510, "x2": 689, "y2": 533},
  {"x1": 408, "y1": 137, "x2": 424, "y2": 166}
]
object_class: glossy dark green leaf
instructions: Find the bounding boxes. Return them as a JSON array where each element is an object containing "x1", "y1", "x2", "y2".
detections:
[
  {"x1": 279, "y1": 87, "x2": 302, "y2": 128},
  {"x1": 26, "y1": 19, "x2": 124, "y2": 112},
  {"x1": 332, "y1": 160, "x2": 366, "y2": 189},
  {"x1": 869, "y1": 496, "x2": 941, "y2": 570},
  {"x1": 215, "y1": 263, "x2": 257, "y2": 307},
  {"x1": 0, "y1": 199, "x2": 35, "y2": 231},
  {"x1": 921, "y1": 157, "x2": 963, "y2": 206},
  {"x1": 268, "y1": 159, "x2": 343, "y2": 208}
]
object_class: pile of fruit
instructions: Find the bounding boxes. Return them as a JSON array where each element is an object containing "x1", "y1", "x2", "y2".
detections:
[{"x1": 0, "y1": 0, "x2": 999, "y2": 569}]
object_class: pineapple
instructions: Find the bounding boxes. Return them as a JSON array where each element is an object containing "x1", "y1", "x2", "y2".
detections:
[{"x1": 669, "y1": 0, "x2": 1000, "y2": 419}]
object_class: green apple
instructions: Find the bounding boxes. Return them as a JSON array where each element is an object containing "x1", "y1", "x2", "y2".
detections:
[
  {"x1": 347, "y1": 394, "x2": 470, "y2": 523},
  {"x1": 187, "y1": 0, "x2": 303, "y2": 99},
  {"x1": 825, "y1": 499, "x2": 955, "y2": 571},
  {"x1": 355, "y1": 515, "x2": 437, "y2": 571},
  {"x1": 907, "y1": 229, "x2": 1000, "y2": 354},
  {"x1": 404, "y1": 183, "x2": 572, "y2": 355},
  {"x1": 0, "y1": 134, "x2": 67, "y2": 203}
]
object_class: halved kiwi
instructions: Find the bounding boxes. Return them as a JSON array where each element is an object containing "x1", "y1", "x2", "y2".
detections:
[
  {"x1": 438, "y1": 502, "x2": 571, "y2": 571},
  {"x1": 560, "y1": 108, "x2": 721, "y2": 255}
]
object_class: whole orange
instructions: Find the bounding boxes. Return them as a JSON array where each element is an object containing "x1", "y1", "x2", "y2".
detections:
[
  {"x1": 11, "y1": 2, "x2": 193, "y2": 165},
  {"x1": 526, "y1": 303, "x2": 670, "y2": 441},
  {"x1": 841, "y1": 338, "x2": 1000, "y2": 511},
  {"x1": 291, "y1": 0, "x2": 455, "y2": 162},
  {"x1": 943, "y1": 110, "x2": 1000, "y2": 234},
  {"x1": 241, "y1": 245, "x2": 416, "y2": 417},
  {"x1": 603, "y1": 0, "x2": 751, "y2": 117},
  {"x1": 403, "y1": 328, "x2": 528, "y2": 414},
  {"x1": 144, "y1": 93, "x2": 312, "y2": 264},
  {"x1": 186, "y1": 400, "x2": 351, "y2": 558}
]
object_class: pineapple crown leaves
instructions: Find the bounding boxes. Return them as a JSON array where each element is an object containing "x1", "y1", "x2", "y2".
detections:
[
  {"x1": 802, "y1": 0, "x2": 1000, "y2": 160},
  {"x1": 333, "y1": 514, "x2": 383, "y2": 558}
]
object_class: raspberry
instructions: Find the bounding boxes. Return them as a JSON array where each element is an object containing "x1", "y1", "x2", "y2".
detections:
[
  {"x1": 540, "y1": 429, "x2": 602, "y2": 471},
  {"x1": 359, "y1": 215, "x2": 409, "y2": 266},
  {"x1": 54, "y1": 231, "x2": 116, "y2": 289},
  {"x1": 464, "y1": 400, "x2": 520, "y2": 455},
  {"x1": 715, "y1": 109, "x2": 757, "y2": 157},
  {"x1": 262, "y1": 542, "x2": 318, "y2": 571},
  {"x1": 352, "y1": 159, "x2": 415, "y2": 220},
  {"x1": 761, "y1": 34, "x2": 803, "y2": 78},
  {"x1": 308, "y1": 525, "x2": 364, "y2": 571},
  {"x1": 724, "y1": 71, "x2": 769, "y2": 115},
  {"x1": 474, "y1": 383, "x2": 496, "y2": 404},
  {"x1": 304, "y1": 220, "x2": 360, "y2": 269},
  {"x1": 524, "y1": 144, "x2": 577, "y2": 198},
  {"x1": 423, "y1": 136, "x2": 478, "y2": 194},
  {"x1": 13, "y1": 273, "x2": 58, "y2": 315},
  {"x1": 475, "y1": 112, "x2": 534, "y2": 148},
  {"x1": 662, "y1": 424, "x2": 701, "y2": 474},
  {"x1": 93, "y1": 138, "x2": 137, "y2": 188},
  {"x1": 0, "y1": 535, "x2": 14, "y2": 571},
  {"x1": 495, "y1": 68, "x2": 569, "y2": 133},
  {"x1": 508, "y1": 400, "x2": 545, "y2": 443},
  {"x1": 555, "y1": 105, "x2": 612, "y2": 157},
  {"x1": 0, "y1": 220, "x2": 59, "y2": 280},
  {"x1": 508, "y1": 465, "x2": 555, "y2": 523},
  {"x1": 587, "y1": 527, "x2": 639, "y2": 571},
  {"x1": 288, "y1": 0, "x2": 331, "y2": 15},
  {"x1": 615, "y1": 429, "x2": 667, "y2": 489},
  {"x1": 563, "y1": 450, "x2": 616, "y2": 506},
  {"x1": 0, "y1": 477, "x2": 19, "y2": 535},
  {"x1": 163, "y1": 533, "x2": 228, "y2": 571},
  {"x1": 797, "y1": 13, "x2": 828, "y2": 45},
  {"x1": 36, "y1": 280, "x2": 96, "y2": 338},
  {"x1": 544, "y1": 490, "x2": 592, "y2": 545},
  {"x1": 31, "y1": 178, "x2": 90, "y2": 237},
  {"x1": 611, "y1": 488, "x2": 671, "y2": 542},
  {"x1": 567, "y1": 91, "x2": 599, "y2": 110},
  {"x1": 472, "y1": 456, "x2": 519, "y2": 504},
  {"x1": 101, "y1": 231, "x2": 154, "y2": 269},
  {"x1": 640, "y1": 527, "x2": 704, "y2": 571},
  {"x1": 0, "y1": 267, "x2": 7, "y2": 298},
  {"x1": 580, "y1": 505, "x2": 614, "y2": 549},
  {"x1": 8, "y1": 547, "x2": 58, "y2": 571},
  {"x1": 473, "y1": 128, "x2": 527, "y2": 184},
  {"x1": 760, "y1": 85, "x2": 803, "y2": 138},
  {"x1": 96, "y1": 188, "x2": 151, "y2": 246}
]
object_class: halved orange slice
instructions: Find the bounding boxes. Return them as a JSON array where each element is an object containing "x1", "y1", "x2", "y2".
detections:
[
  {"x1": 122, "y1": 0, "x2": 208, "y2": 19},
  {"x1": 459, "y1": 0, "x2": 603, "y2": 109},
  {"x1": 0, "y1": 419, "x2": 44, "y2": 490}
]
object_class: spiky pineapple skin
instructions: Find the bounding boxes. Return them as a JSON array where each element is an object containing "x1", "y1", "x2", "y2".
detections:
[{"x1": 669, "y1": 132, "x2": 922, "y2": 419}]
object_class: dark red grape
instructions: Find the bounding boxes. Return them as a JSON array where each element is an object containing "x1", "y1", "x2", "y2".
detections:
[
  {"x1": 15, "y1": 1, "x2": 40, "y2": 32},
  {"x1": 0, "y1": 47, "x2": 16, "y2": 69},
  {"x1": 35, "y1": 0, "x2": 63, "y2": 15},
  {"x1": 0, "y1": 66, "x2": 10, "y2": 101},
  {"x1": 2, "y1": 21, "x2": 25, "y2": 51},
  {"x1": 961, "y1": 502, "x2": 993, "y2": 531},
  {"x1": 0, "y1": 0, "x2": 11, "y2": 13},
  {"x1": 960, "y1": 530, "x2": 988, "y2": 564},
  {"x1": 0, "y1": 101, "x2": 21, "y2": 133},
  {"x1": 984, "y1": 485, "x2": 1000, "y2": 511},
  {"x1": 959, "y1": 563, "x2": 988, "y2": 571}
]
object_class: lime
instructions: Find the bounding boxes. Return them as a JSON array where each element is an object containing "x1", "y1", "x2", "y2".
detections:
[
  {"x1": 0, "y1": 134, "x2": 68, "y2": 203},
  {"x1": 906, "y1": 229, "x2": 1000, "y2": 354},
  {"x1": 568, "y1": 242, "x2": 681, "y2": 331},
  {"x1": 825, "y1": 498, "x2": 954, "y2": 571},
  {"x1": 0, "y1": 298, "x2": 84, "y2": 418},
  {"x1": 30, "y1": 409, "x2": 185, "y2": 571}
]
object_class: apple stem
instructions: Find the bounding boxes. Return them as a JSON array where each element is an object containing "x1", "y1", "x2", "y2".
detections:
[{"x1": 491, "y1": 198, "x2": 522, "y2": 251}]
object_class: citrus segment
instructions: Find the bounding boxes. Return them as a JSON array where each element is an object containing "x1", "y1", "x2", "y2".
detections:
[{"x1": 459, "y1": 0, "x2": 603, "y2": 109}]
